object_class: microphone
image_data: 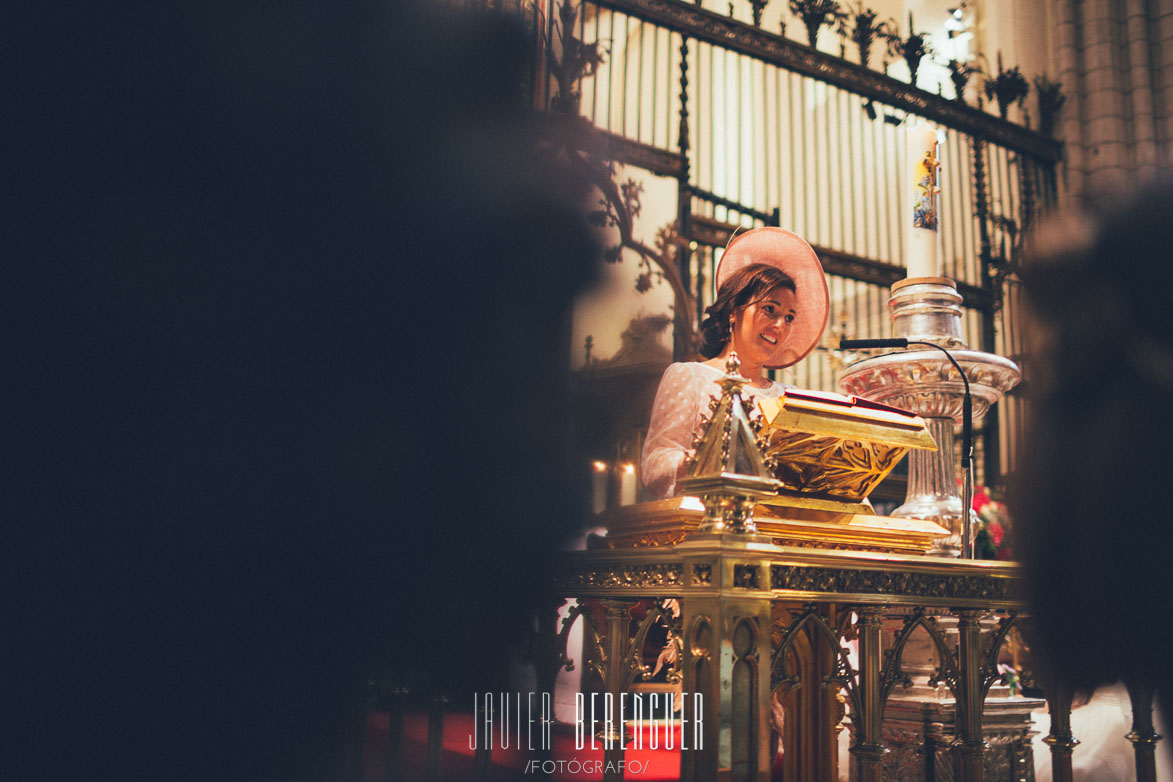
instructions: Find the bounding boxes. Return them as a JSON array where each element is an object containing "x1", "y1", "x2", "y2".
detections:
[
  {"x1": 838, "y1": 338, "x2": 909, "y2": 349},
  {"x1": 840, "y1": 336, "x2": 977, "y2": 557}
]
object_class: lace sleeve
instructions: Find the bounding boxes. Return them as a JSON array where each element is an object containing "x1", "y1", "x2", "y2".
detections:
[{"x1": 641, "y1": 363, "x2": 712, "y2": 498}]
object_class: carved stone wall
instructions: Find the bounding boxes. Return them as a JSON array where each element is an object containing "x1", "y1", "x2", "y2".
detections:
[{"x1": 1055, "y1": 0, "x2": 1173, "y2": 199}]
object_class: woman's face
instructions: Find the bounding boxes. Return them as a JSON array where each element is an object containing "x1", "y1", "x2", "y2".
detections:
[{"x1": 731, "y1": 286, "x2": 797, "y2": 368}]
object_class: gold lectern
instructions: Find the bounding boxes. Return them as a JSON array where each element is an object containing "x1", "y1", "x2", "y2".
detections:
[
  {"x1": 552, "y1": 356, "x2": 1045, "y2": 782},
  {"x1": 604, "y1": 374, "x2": 948, "y2": 556}
]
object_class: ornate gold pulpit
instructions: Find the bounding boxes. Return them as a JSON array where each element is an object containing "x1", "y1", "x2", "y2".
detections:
[
  {"x1": 552, "y1": 356, "x2": 1047, "y2": 782},
  {"x1": 604, "y1": 369, "x2": 949, "y2": 556}
]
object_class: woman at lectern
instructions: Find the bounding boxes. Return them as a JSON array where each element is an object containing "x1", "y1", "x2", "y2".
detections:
[{"x1": 640, "y1": 227, "x2": 830, "y2": 498}]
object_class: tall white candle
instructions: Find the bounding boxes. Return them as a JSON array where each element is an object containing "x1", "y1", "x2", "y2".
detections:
[
  {"x1": 906, "y1": 123, "x2": 940, "y2": 278},
  {"x1": 619, "y1": 463, "x2": 637, "y2": 506},
  {"x1": 591, "y1": 461, "x2": 609, "y2": 514}
]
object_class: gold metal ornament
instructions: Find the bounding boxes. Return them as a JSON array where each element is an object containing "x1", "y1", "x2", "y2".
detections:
[
  {"x1": 675, "y1": 352, "x2": 782, "y2": 535},
  {"x1": 756, "y1": 390, "x2": 937, "y2": 504}
]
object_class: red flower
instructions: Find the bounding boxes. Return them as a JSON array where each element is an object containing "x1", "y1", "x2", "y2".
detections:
[
  {"x1": 971, "y1": 486, "x2": 991, "y2": 512},
  {"x1": 986, "y1": 520, "x2": 1004, "y2": 547}
]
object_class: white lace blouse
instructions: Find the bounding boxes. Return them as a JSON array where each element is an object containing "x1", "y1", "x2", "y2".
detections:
[{"x1": 640, "y1": 362, "x2": 790, "y2": 498}]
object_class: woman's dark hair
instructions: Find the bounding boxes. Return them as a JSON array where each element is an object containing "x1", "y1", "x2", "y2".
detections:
[{"x1": 698, "y1": 263, "x2": 797, "y2": 358}]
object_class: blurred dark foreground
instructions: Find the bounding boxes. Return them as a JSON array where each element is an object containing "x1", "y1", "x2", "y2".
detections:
[
  {"x1": 7, "y1": 3, "x2": 597, "y2": 781},
  {"x1": 1013, "y1": 178, "x2": 1173, "y2": 708}
]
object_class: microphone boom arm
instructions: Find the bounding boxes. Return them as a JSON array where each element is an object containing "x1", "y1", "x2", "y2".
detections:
[{"x1": 839, "y1": 337, "x2": 976, "y2": 557}]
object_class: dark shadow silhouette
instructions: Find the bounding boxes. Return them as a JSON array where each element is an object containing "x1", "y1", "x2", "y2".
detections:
[
  {"x1": 9, "y1": 3, "x2": 598, "y2": 780},
  {"x1": 1013, "y1": 177, "x2": 1173, "y2": 714}
]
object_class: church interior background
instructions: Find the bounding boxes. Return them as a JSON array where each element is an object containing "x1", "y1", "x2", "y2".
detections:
[
  {"x1": 376, "y1": 1, "x2": 1173, "y2": 780},
  {"x1": 18, "y1": 2, "x2": 1173, "y2": 781}
]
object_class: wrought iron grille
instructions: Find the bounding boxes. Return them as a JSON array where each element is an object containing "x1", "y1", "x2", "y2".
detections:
[{"x1": 533, "y1": 0, "x2": 1058, "y2": 486}]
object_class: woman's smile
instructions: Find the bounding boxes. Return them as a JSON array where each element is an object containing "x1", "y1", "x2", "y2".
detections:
[{"x1": 729, "y1": 285, "x2": 798, "y2": 374}]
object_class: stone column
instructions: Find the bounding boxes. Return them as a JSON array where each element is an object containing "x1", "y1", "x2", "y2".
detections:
[
  {"x1": 1125, "y1": 681, "x2": 1162, "y2": 782},
  {"x1": 1041, "y1": 679, "x2": 1077, "y2": 782},
  {"x1": 680, "y1": 546, "x2": 773, "y2": 782},
  {"x1": 600, "y1": 600, "x2": 633, "y2": 782},
  {"x1": 953, "y1": 609, "x2": 987, "y2": 782},
  {"x1": 850, "y1": 606, "x2": 886, "y2": 782}
]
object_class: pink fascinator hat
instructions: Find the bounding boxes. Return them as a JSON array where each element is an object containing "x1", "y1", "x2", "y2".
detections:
[{"x1": 716, "y1": 227, "x2": 830, "y2": 369}]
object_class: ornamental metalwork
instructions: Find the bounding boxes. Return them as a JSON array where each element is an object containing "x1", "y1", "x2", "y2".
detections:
[
  {"x1": 564, "y1": 561, "x2": 685, "y2": 588},
  {"x1": 733, "y1": 564, "x2": 761, "y2": 589},
  {"x1": 769, "y1": 564, "x2": 1016, "y2": 602},
  {"x1": 624, "y1": 598, "x2": 685, "y2": 686},
  {"x1": 589, "y1": 0, "x2": 1060, "y2": 159}
]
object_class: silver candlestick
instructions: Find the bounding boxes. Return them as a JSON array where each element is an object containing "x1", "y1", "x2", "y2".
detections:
[{"x1": 838, "y1": 278, "x2": 1020, "y2": 557}]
